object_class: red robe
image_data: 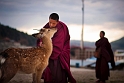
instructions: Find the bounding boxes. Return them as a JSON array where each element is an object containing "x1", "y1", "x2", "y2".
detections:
[
  {"x1": 95, "y1": 37, "x2": 115, "y2": 80},
  {"x1": 37, "y1": 21, "x2": 76, "y2": 83}
]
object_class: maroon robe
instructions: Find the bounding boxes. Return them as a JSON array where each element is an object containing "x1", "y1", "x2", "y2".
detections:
[
  {"x1": 95, "y1": 37, "x2": 115, "y2": 81},
  {"x1": 37, "y1": 21, "x2": 76, "y2": 83}
]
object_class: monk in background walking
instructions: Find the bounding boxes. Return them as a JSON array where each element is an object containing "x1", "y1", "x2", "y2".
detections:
[{"x1": 95, "y1": 31, "x2": 115, "y2": 83}]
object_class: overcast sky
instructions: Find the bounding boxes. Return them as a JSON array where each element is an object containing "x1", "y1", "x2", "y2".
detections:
[{"x1": 0, "y1": 0, "x2": 124, "y2": 42}]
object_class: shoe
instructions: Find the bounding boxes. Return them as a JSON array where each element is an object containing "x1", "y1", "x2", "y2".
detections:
[
  {"x1": 99, "y1": 81, "x2": 106, "y2": 83},
  {"x1": 96, "y1": 79, "x2": 100, "y2": 83}
]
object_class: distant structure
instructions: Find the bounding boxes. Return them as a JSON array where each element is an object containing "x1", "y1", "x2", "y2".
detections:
[
  {"x1": 81, "y1": 0, "x2": 84, "y2": 49},
  {"x1": 80, "y1": 0, "x2": 84, "y2": 62},
  {"x1": 114, "y1": 49, "x2": 124, "y2": 61},
  {"x1": 70, "y1": 45, "x2": 124, "y2": 62},
  {"x1": 70, "y1": 45, "x2": 95, "y2": 60}
]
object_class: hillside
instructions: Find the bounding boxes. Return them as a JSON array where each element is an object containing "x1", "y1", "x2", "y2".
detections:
[
  {"x1": 0, "y1": 23, "x2": 36, "y2": 46},
  {"x1": 71, "y1": 37, "x2": 124, "y2": 51},
  {"x1": 111, "y1": 37, "x2": 124, "y2": 51},
  {"x1": 0, "y1": 23, "x2": 124, "y2": 50}
]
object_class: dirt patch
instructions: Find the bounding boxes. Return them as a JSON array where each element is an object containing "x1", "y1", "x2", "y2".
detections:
[{"x1": 8, "y1": 68, "x2": 124, "y2": 83}]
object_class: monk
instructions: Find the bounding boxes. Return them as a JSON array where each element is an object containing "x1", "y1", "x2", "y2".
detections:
[
  {"x1": 95, "y1": 31, "x2": 115, "y2": 83},
  {"x1": 37, "y1": 13, "x2": 76, "y2": 83}
]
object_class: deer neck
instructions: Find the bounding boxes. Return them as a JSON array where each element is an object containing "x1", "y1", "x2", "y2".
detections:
[{"x1": 42, "y1": 36, "x2": 52, "y2": 57}]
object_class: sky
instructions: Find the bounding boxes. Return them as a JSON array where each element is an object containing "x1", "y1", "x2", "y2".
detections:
[{"x1": 0, "y1": 0, "x2": 124, "y2": 42}]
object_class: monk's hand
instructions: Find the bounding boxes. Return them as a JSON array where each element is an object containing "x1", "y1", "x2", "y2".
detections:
[
  {"x1": 40, "y1": 44, "x2": 45, "y2": 48},
  {"x1": 111, "y1": 61, "x2": 115, "y2": 70}
]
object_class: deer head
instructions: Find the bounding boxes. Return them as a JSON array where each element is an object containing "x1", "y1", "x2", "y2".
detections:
[{"x1": 32, "y1": 28, "x2": 57, "y2": 39}]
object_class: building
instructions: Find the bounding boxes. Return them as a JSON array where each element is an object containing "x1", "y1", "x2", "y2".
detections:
[
  {"x1": 114, "y1": 49, "x2": 124, "y2": 61},
  {"x1": 70, "y1": 45, "x2": 95, "y2": 60}
]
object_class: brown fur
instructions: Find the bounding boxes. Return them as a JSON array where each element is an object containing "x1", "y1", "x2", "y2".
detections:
[{"x1": 0, "y1": 28, "x2": 57, "y2": 83}]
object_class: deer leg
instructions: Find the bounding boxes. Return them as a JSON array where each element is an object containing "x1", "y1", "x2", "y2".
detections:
[
  {"x1": 35, "y1": 69, "x2": 44, "y2": 83},
  {"x1": 32, "y1": 73, "x2": 37, "y2": 83},
  {"x1": 0, "y1": 60, "x2": 18, "y2": 83},
  {"x1": 32, "y1": 69, "x2": 43, "y2": 83}
]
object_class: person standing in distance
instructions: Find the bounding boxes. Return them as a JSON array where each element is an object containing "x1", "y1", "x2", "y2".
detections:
[{"x1": 95, "y1": 31, "x2": 115, "y2": 83}]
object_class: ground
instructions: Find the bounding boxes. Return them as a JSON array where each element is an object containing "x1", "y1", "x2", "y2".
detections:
[{"x1": 9, "y1": 67, "x2": 124, "y2": 83}]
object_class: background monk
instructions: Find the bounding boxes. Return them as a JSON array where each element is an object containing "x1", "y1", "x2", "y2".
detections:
[
  {"x1": 37, "y1": 13, "x2": 76, "y2": 83},
  {"x1": 95, "y1": 31, "x2": 115, "y2": 83}
]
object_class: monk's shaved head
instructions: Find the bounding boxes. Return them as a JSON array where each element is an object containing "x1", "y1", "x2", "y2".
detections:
[
  {"x1": 100, "y1": 31, "x2": 105, "y2": 38},
  {"x1": 49, "y1": 13, "x2": 59, "y2": 22}
]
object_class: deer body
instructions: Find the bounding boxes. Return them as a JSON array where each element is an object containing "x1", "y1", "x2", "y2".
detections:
[{"x1": 0, "y1": 28, "x2": 57, "y2": 83}]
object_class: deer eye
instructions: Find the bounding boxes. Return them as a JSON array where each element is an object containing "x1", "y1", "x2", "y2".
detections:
[
  {"x1": 40, "y1": 29, "x2": 43, "y2": 31},
  {"x1": 48, "y1": 29, "x2": 50, "y2": 31}
]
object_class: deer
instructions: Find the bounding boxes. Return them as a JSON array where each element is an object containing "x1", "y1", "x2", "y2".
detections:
[{"x1": 0, "y1": 28, "x2": 57, "y2": 83}]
